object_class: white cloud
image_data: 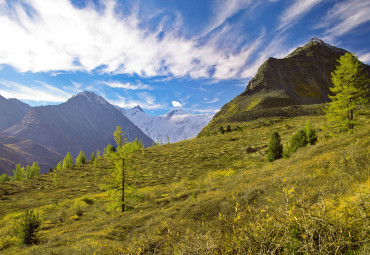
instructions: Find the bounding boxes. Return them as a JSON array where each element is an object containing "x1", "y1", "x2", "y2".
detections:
[
  {"x1": 278, "y1": 0, "x2": 324, "y2": 31},
  {"x1": 318, "y1": 0, "x2": 370, "y2": 41},
  {"x1": 0, "y1": 79, "x2": 73, "y2": 102},
  {"x1": 100, "y1": 81, "x2": 152, "y2": 90},
  {"x1": 0, "y1": 0, "x2": 263, "y2": 80},
  {"x1": 171, "y1": 101, "x2": 183, "y2": 108},
  {"x1": 359, "y1": 52, "x2": 370, "y2": 64}
]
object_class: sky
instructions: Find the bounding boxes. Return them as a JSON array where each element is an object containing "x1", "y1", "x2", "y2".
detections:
[{"x1": 0, "y1": 0, "x2": 369, "y2": 115}]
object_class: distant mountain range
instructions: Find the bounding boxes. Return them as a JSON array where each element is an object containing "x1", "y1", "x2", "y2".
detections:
[
  {"x1": 0, "y1": 92, "x2": 153, "y2": 174},
  {"x1": 0, "y1": 134, "x2": 62, "y2": 175},
  {"x1": 0, "y1": 95, "x2": 31, "y2": 131},
  {"x1": 116, "y1": 105, "x2": 213, "y2": 143},
  {"x1": 201, "y1": 38, "x2": 370, "y2": 133}
]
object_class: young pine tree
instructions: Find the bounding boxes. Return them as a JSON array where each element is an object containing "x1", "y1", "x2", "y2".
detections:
[
  {"x1": 19, "y1": 209, "x2": 41, "y2": 246},
  {"x1": 90, "y1": 152, "x2": 95, "y2": 162},
  {"x1": 56, "y1": 161, "x2": 62, "y2": 171},
  {"x1": 62, "y1": 152, "x2": 74, "y2": 169},
  {"x1": 304, "y1": 121, "x2": 318, "y2": 145},
  {"x1": 267, "y1": 131, "x2": 283, "y2": 162},
  {"x1": 28, "y1": 162, "x2": 40, "y2": 179},
  {"x1": 75, "y1": 151, "x2": 86, "y2": 166},
  {"x1": 13, "y1": 164, "x2": 25, "y2": 181},
  {"x1": 25, "y1": 165, "x2": 32, "y2": 179},
  {"x1": 326, "y1": 53, "x2": 370, "y2": 132}
]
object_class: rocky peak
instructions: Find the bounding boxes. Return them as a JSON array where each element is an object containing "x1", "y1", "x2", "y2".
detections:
[{"x1": 69, "y1": 91, "x2": 113, "y2": 110}]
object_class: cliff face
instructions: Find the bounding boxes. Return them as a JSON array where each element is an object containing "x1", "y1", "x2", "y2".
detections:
[{"x1": 201, "y1": 38, "x2": 369, "y2": 132}]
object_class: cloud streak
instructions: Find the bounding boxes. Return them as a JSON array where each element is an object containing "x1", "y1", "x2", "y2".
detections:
[
  {"x1": 0, "y1": 79, "x2": 73, "y2": 102},
  {"x1": 318, "y1": 0, "x2": 370, "y2": 41},
  {"x1": 100, "y1": 81, "x2": 152, "y2": 90},
  {"x1": 278, "y1": 0, "x2": 324, "y2": 31},
  {"x1": 0, "y1": 0, "x2": 263, "y2": 80}
]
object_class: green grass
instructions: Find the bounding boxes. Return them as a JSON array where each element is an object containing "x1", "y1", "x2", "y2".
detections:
[{"x1": 0, "y1": 112, "x2": 369, "y2": 254}]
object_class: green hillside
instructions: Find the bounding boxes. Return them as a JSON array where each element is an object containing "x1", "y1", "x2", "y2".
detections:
[{"x1": 0, "y1": 111, "x2": 369, "y2": 254}]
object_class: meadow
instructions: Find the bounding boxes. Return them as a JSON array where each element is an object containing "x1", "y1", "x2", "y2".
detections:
[{"x1": 0, "y1": 110, "x2": 369, "y2": 254}]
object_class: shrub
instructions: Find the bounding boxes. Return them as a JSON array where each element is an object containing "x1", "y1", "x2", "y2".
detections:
[
  {"x1": 0, "y1": 174, "x2": 10, "y2": 183},
  {"x1": 283, "y1": 130, "x2": 308, "y2": 158},
  {"x1": 220, "y1": 126, "x2": 225, "y2": 134},
  {"x1": 18, "y1": 209, "x2": 41, "y2": 246},
  {"x1": 267, "y1": 131, "x2": 283, "y2": 162},
  {"x1": 304, "y1": 121, "x2": 318, "y2": 145}
]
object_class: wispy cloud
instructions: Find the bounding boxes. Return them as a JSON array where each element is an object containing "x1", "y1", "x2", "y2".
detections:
[
  {"x1": 201, "y1": 0, "x2": 253, "y2": 36},
  {"x1": 278, "y1": 0, "x2": 324, "y2": 31},
  {"x1": 0, "y1": 79, "x2": 73, "y2": 102},
  {"x1": 109, "y1": 93, "x2": 165, "y2": 110},
  {"x1": 204, "y1": 97, "x2": 219, "y2": 104},
  {"x1": 0, "y1": 0, "x2": 264, "y2": 80},
  {"x1": 100, "y1": 81, "x2": 152, "y2": 90},
  {"x1": 317, "y1": 0, "x2": 370, "y2": 42}
]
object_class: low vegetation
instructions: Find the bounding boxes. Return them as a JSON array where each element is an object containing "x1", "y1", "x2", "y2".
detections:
[{"x1": 0, "y1": 110, "x2": 368, "y2": 254}]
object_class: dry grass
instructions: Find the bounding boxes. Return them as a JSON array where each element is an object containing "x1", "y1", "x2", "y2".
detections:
[{"x1": 0, "y1": 111, "x2": 369, "y2": 254}]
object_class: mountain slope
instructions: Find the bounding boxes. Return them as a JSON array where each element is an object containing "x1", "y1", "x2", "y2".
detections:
[
  {"x1": 0, "y1": 134, "x2": 63, "y2": 175},
  {"x1": 201, "y1": 38, "x2": 370, "y2": 133},
  {"x1": 2, "y1": 92, "x2": 153, "y2": 158},
  {"x1": 118, "y1": 106, "x2": 213, "y2": 143},
  {"x1": 0, "y1": 95, "x2": 31, "y2": 131}
]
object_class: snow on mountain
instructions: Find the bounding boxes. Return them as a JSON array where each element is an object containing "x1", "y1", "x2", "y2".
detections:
[{"x1": 118, "y1": 106, "x2": 213, "y2": 143}]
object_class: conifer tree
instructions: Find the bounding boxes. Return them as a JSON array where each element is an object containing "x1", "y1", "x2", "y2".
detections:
[
  {"x1": 267, "y1": 131, "x2": 283, "y2": 162},
  {"x1": 28, "y1": 162, "x2": 40, "y2": 179},
  {"x1": 304, "y1": 121, "x2": 317, "y2": 145},
  {"x1": 62, "y1": 152, "x2": 74, "y2": 169},
  {"x1": 76, "y1": 151, "x2": 86, "y2": 166},
  {"x1": 90, "y1": 152, "x2": 95, "y2": 162},
  {"x1": 96, "y1": 149, "x2": 101, "y2": 159},
  {"x1": 326, "y1": 53, "x2": 369, "y2": 132},
  {"x1": 13, "y1": 164, "x2": 25, "y2": 181},
  {"x1": 25, "y1": 165, "x2": 32, "y2": 179},
  {"x1": 19, "y1": 209, "x2": 41, "y2": 246},
  {"x1": 56, "y1": 161, "x2": 62, "y2": 171}
]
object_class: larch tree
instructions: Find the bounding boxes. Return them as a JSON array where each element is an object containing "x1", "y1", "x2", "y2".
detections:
[{"x1": 326, "y1": 53, "x2": 369, "y2": 132}]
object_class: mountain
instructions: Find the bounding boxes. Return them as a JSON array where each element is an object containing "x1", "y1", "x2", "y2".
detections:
[
  {"x1": 0, "y1": 95, "x2": 31, "y2": 131},
  {"x1": 0, "y1": 134, "x2": 63, "y2": 175},
  {"x1": 2, "y1": 91, "x2": 154, "y2": 159},
  {"x1": 201, "y1": 38, "x2": 370, "y2": 132},
  {"x1": 117, "y1": 106, "x2": 213, "y2": 143}
]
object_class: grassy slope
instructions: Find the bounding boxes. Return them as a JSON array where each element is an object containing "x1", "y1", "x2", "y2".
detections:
[{"x1": 0, "y1": 112, "x2": 369, "y2": 254}]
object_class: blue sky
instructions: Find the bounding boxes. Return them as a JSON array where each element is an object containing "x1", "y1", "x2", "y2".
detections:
[{"x1": 0, "y1": 0, "x2": 369, "y2": 115}]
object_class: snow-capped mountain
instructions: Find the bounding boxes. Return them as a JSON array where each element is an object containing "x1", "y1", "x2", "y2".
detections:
[{"x1": 116, "y1": 106, "x2": 213, "y2": 144}]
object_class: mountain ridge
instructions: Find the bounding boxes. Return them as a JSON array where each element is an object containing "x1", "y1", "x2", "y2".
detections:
[
  {"x1": 200, "y1": 38, "x2": 370, "y2": 135},
  {"x1": 2, "y1": 92, "x2": 154, "y2": 159},
  {"x1": 117, "y1": 106, "x2": 213, "y2": 143}
]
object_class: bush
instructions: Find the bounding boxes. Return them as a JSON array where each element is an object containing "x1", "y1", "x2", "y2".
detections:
[
  {"x1": 0, "y1": 174, "x2": 10, "y2": 183},
  {"x1": 267, "y1": 131, "x2": 283, "y2": 162},
  {"x1": 18, "y1": 209, "x2": 41, "y2": 246},
  {"x1": 283, "y1": 130, "x2": 308, "y2": 158}
]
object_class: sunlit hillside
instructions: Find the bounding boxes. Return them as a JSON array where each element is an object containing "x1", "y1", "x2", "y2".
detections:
[{"x1": 0, "y1": 110, "x2": 369, "y2": 254}]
